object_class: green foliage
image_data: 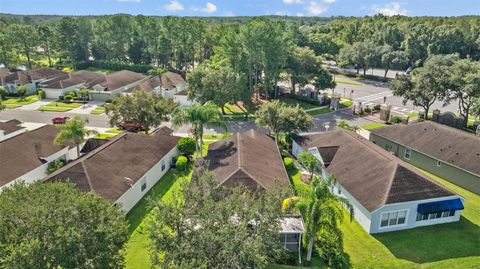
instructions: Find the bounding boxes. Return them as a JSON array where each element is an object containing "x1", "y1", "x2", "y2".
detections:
[
  {"x1": 105, "y1": 91, "x2": 178, "y2": 134},
  {"x1": 149, "y1": 167, "x2": 288, "y2": 268},
  {"x1": 46, "y1": 159, "x2": 64, "y2": 174},
  {"x1": 0, "y1": 87, "x2": 8, "y2": 100},
  {"x1": 38, "y1": 89, "x2": 46, "y2": 99},
  {"x1": 175, "y1": 156, "x2": 188, "y2": 171},
  {"x1": 297, "y1": 151, "x2": 320, "y2": 178},
  {"x1": 390, "y1": 116, "x2": 403, "y2": 124},
  {"x1": 0, "y1": 100, "x2": 5, "y2": 112},
  {"x1": 283, "y1": 157, "x2": 295, "y2": 171},
  {"x1": 177, "y1": 137, "x2": 196, "y2": 157},
  {"x1": 75, "y1": 60, "x2": 153, "y2": 74},
  {"x1": 54, "y1": 116, "x2": 96, "y2": 157},
  {"x1": 16, "y1": 86, "x2": 27, "y2": 100},
  {"x1": 0, "y1": 181, "x2": 128, "y2": 268},
  {"x1": 255, "y1": 100, "x2": 313, "y2": 140},
  {"x1": 337, "y1": 120, "x2": 358, "y2": 131},
  {"x1": 171, "y1": 102, "x2": 226, "y2": 155}
]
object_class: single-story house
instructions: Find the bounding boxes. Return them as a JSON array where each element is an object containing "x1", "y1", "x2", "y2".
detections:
[
  {"x1": 0, "y1": 67, "x2": 67, "y2": 95},
  {"x1": 203, "y1": 130, "x2": 304, "y2": 252},
  {"x1": 0, "y1": 119, "x2": 26, "y2": 142},
  {"x1": 125, "y1": 71, "x2": 192, "y2": 107},
  {"x1": 0, "y1": 124, "x2": 74, "y2": 191},
  {"x1": 370, "y1": 121, "x2": 480, "y2": 194},
  {"x1": 42, "y1": 70, "x2": 149, "y2": 101},
  {"x1": 292, "y1": 129, "x2": 464, "y2": 234},
  {"x1": 43, "y1": 127, "x2": 180, "y2": 213}
]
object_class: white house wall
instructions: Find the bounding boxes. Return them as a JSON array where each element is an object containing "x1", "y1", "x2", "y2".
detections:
[
  {"x1": 116, "y1": 146, "x2": 179, "y2": 213},
  {"x1": 0, "y1": 147, "x2": 70, "y2": 191},
  {"x1": 370, "y1": 195, "x2": 462, "y2": 234}
]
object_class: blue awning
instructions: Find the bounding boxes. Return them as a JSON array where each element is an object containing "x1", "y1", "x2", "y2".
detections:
[{"x1": 417, "y1": 198, "x2": 464, "y2": 214}]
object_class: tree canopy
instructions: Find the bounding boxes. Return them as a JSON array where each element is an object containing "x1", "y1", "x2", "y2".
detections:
[{"x1": 0, "y1": 182, "x2": 128, "y2": 268}]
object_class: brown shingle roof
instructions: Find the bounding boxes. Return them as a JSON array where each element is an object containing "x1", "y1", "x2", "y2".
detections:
[
  {"x1": 99, "y1": 70, "x2": 146, "y2": 91},
  {"x1": 205, "y1": 130, "x2": 290, "y2": 191},
  {"x1": 296, "y1": 130, "x2": 456, "y2": 212},
  {"x1": 0, "y1": 68, "x2": 67, "y2": 86},
  {"x1": 372, "y1": 121, "x2": 480, "y2": 175},
  {"x1": 0, "y1": 125, "x2": 72, "y2": 187},
  {"x1": 160, "y1": 72, "x2": 185, "y2": 91},
  {"x1": 0, "y1": 119, "x2": 23, "y2": 135},
  {"x1": 43, "y1": 70, "x2": 106, "y2": 89},
  {"x1": 44, "y1": 127, "x2": 180, "y2": 201},
  {"x1": 127, "y1": 76, "x2": 160, "y2": 93}
]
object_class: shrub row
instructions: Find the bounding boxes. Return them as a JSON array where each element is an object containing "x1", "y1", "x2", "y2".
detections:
[{"x1": 74, "y1": 60, "x2": 153, "y2": 74}]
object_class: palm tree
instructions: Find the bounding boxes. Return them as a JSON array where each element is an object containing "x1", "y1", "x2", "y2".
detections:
[
  {"x1": 171, "y1": 102, "x2": 226, "y2": 155},
  {"x1": 54, "y1": 116, "x2": 97, "y2": 158},
  {"x1": 283, "y1": 175, "x2": 354, "y2": 263}
]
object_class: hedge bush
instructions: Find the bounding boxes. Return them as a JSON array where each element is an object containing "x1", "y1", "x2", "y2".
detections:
[
  {"x1": 283, "y1": 157, "x2": 295, "y2": 171},
  {"x1": 280, "y1": 149, "x2": 289, "y2": 159},
  {"x1": 176, "y1": 156, "x2": 188, "y2": 171},
  {"x1": 177, "y1": 137, "x2": 196, "y2": 156},
  {"x1": 390, "y1": 115, "x2": 403, "y2": 124},
  {"x1": 47, "y1": 160, "x2": 64, "y2": 174}
]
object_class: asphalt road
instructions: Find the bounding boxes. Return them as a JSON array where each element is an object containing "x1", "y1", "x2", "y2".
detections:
[
  {"x1": 0, "y1": 109, "x2": 111, "y2": 128},
  {"x1": 331, "y1": 77, "x2": 458, "y2": 116}
]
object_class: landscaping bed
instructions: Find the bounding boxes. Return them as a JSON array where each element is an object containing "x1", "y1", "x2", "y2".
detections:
[
  {"x1": 90, "y1": 106, "x2": 106, "y2": 115},
  {"x1": 360, "y1": 122, "x2": 387, "y2": 130},
  {"x1": 38, "y1": 101, "x2": 82, "y2": 112},
  {"x1": 279, "y1": 96, "x2": 319, "y2": 110},
  {"x1": 38, "y1": 106, "x2": 72, "y2": 112}
]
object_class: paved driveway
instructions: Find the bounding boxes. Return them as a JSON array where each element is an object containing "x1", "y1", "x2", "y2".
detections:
[{"x1": 17, "y1": 99, "x2": 55, "y2": 111}]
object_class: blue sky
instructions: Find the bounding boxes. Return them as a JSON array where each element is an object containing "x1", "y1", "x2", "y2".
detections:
[{"x1": 0, "y1": 0, "x2": 479, "y2": 17}]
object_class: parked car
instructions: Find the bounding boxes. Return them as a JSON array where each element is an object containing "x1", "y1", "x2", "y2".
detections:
[
  {"x1": 116, "y1": 122, "x2": 144, "y2": 132},
  {"x1": 52, "y1": 116, "x2": 70, "y2": 124}
]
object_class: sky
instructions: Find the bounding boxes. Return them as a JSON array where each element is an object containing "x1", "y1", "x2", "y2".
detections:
[{"x1": 0, "y1": 0, "x2": 479, "y2": 17}]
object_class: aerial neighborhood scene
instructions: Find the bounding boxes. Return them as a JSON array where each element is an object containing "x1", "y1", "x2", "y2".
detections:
[{"x1": 1, "y1": 0, "x2": 480, "y2": 268}]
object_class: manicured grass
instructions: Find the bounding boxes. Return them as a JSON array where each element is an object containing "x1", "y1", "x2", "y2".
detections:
[
  {"x1": 5, "y1": 104, "x2": 21, "y2": 109},
  {"x1": 339, "y1": 99, "x2": 353, "y2": 109},
  {"x1": 44, "y1": 101, "x2": 82, "y2": 108},
  {"x1": 335, "y1": 79, "x2": 363, "y2": 86},
  {"x1": 288, "y1": 163, "x2": 480, "y2": 268},
  {"x1": 93, "y1": 133, "x2": 117, "y2": 139},
  {"x1": 202, "y1": 132, "x2": 232, "y2": 140},
  {"x1": 4, "y1": 95, "x2": 38, "y2": 106},
  {"x1": 279, "y1": 97, "x2": 318, "y2": 110},
  {"x1": 37, "y1": 106, "x2": 72, "y2": 112},
  {"x1": 224, "y1": 115, "x2": 256, "y2": 121},
  {"x1": 408, "y1": 111, "x2": 419, "y2": 118},
  {"x1": 106, "y1": 128, "x2": 124, "y2": 134},
  {"x1": 360, "y1": 122, "x2": 387, "y2": 130},
  {"x1": 90, "y1": 106, "x2": 106, "y2": 115},
  {"x1": 307, "y1": 107, "x2": 332, "y2": 116},
  {"x1": 124, "y1": 141, "x2": 217, "y2": 268}
]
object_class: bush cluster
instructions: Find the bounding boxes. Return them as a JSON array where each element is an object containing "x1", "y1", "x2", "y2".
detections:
[
  {"x1": 176, "y1": 156, "x2": 188, "y2": 171},
  {"x1": 283, "y1": 157, "x2": 295, "y2": 171},
  {"x1": 74, "y1": 60, "x2": 153, "y2": 74}
]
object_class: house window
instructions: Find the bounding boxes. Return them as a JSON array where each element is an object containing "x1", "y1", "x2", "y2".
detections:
[
  {"x1": 140, "y1": 178, "x2": 147, "y2": 192},
  {"x1": 436, "y1": 161, "x2": 441, "y2": 167},
  {"x1": 380, "y1": 210, "x2": 407, "y2": 228},
  {"x1": 404, "y1": 148, "x2": 411, "y2": 160},
  {"x1": 416, "y1": 210, "x2": 456, "y2": 221},
  {"x1": 161, "y1": 160, "x2": 165, "y2": 171}
]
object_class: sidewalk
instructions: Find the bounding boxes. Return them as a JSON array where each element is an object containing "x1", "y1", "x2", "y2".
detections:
[{"x1": 17, "y1": 99, "x2": 55, "y2": 111}]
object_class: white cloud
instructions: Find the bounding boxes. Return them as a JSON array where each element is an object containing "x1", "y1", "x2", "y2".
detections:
[
  {"x1": 223, "y1": 11, "x2": 235, "y2": 16},
  {"x1": 306, "y1": 1, "x2": 327, "y2": 15},
  {"x1": 296, "y1": 12, "x2": 304, "y2": 16},
  {"x1": 283, "y1": 0, "x2": 304, "y2": 4},
  {"x1": 323, "y1": 0, "x2": 336, "y2": 3},
  {"x1": 115, "y1": 0, "x2": 141, "y2": 2},
  {"x1": 371, "y1": 2, "x2": 407, "y2": 16},
  {"x1": 164, "y1": 0, "x2": 184, "y2": 12},
  {"x1": 198, "y1": 2, "x2": 217, "y2": 13}
]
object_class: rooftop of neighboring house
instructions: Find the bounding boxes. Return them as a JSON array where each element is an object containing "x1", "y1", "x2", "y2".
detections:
[
  {"x1": 127, "y1": 75, "x2": 160, "y2": 93},
  {"x1": 98, "y1": 70, "x2": 146, "y2": 91},
  {"x1": 0, "y1": 125, "x2": 73, "y2": 187},
  {"x1": 0, "y1": 68, "x2": 67, "y2": 86},
  {"x1": 203, "y1": 130, "x2": 290, "y2": 191},
  {"x1": 42, "y1": 70, "x2": 106, "y2": 89},
  {"x1": 371, "y1": 121, "x2": 480, "y2": 176},
  {"x1": 43, "y1": 127, "x2": 180, "y2": 201},
  {"x1": 160, "y1": 71, "x2": 185, "y2": 91},
  {"x1": 295, "y1": 130, "x2": 457, "y2": 212},
  {"x1": 0, "y1": 119, "x2": 23, "y2": 135}
]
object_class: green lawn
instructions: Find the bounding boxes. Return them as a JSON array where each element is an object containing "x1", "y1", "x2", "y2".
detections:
[
  {"x1": 360, "y1": 122, "x2": 387, "y2": 130},
  {"x1": 287, "y1": 162, "x2": 480, "y2": 268},
  {"x1": 106, "y1": 128, "x2": 125, "y2": 134},
  {"x1": 90, "y1": 106, "x2": 106, "y2": 115},
  {"x1": 4, "y1": 95, "x2": 38, "y2": 107},
  {"x1": 44, "y1": 101, "x2": 82, "y2": 108},
  {"x1": 339, "y1": 99, "x2": 353, "y2": 109},
  {"x1": 307, "y1": 107, "x2": 332, "y2": 116},
  {"x1": 335, "y1": 79, "x2": 363, "y2": 86},
  {"x1": 124, "y1": 141, "x2": 217, "y2": 268},
  {"x1": 93, "y1": 133, "x2": 117, "y2": 139},
  {"x1": 37, "y1": 106, "x2": 72, "y2": 112},
  {"x1": 280, "y1": 97, "x2": 318, "y2": 110}
]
